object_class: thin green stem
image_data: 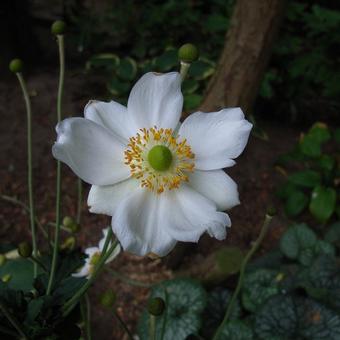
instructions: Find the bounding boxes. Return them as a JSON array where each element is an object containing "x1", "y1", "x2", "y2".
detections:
[
  {"x1": 113, "y1": 310, "x2": 134, "y2": 340},
  {"x1": 0, "y1": 301, "x2": 28, "y2": 339},
  {"x1": 101, "y1": 227, "x2": 113, "y2": 256},
  {"x1": 149, "y1": 314, "x2": 156, "y2": 340},
  {"x1": 29, "y1": 255, "x2": 48, "y2": 272},
  {"x1": 76, "y1": 178, "x2": 83, "y2": 224},
  {"x1": 63, "y1": 239, "x2": 119, "y2": 316},
  {"x1": 179, "y1": 61, "x2": 190, "y2": 82},
  {"x1": 85, "y1": 294, "x2": 92, "y2": 340},
  {"x1": 106, "y1": 269, "x2": 152, "y2": 288},
  {"x1": 16, "y1": 73, "x2": 38, "y2": 278},
  {"x1": 80, "y1": 294, "x2": 92, "y2": 340},
  {"x1": 47, "y1": 34, "x2": 65, "y2": 295},
  {"x1": 47, "y1": 221, "x2": 72, "y2": 233},
  {"x1": 1, "y1": 195, "x2": 48, "y2": 240},
  {"x1": 212, "y1": 214, "x2": 273, "y2": 340}
]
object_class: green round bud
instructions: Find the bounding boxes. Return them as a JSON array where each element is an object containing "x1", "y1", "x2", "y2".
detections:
[
  {"x1": 51, "y1": 20, "x2": 66, "y2": 35},
  {"x1": 0, "y1": 255, "x2": 6, "y2": 266},
  {"x1": 178, "y1": 43, "x2": 199, "y2": 63},
  {"x1": 266, "y1": 206, "x2": 277, "y2": 217},
  {"x1": 60, "y1": 236, "x2": 76, "y2": 251},
  {"x1": 63, "y1": 216, "x2": 80, "y2": 233},
  {"x1": 147, "y1": 297, "x2": 166, "y2": 316},
  {"x1": 148, "y1": 145, "x2": 173, "y2": 171},
  {"x1": 9, "y1": 59, "x2": 23, "y2": 73},
  {"x1": 18, "y1": 241, "x2": 32, "y2": 258},
  {"x1": 2, "y1": 274, "x2": 11, "y2": 283},
  {"x1": 63, "y1": 216, "x2": 74, "y2": 228},
  {"x1": 100, "y1": 290, "x2": 116, "y2": 308}
]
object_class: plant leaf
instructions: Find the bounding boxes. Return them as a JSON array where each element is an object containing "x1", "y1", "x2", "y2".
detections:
[{"x1": 309, "y1": 186, "x2": 337, "y2": 222}]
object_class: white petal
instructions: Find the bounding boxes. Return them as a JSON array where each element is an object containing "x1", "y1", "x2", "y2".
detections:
[
  {"x1": 162, "y1": 184, "x2": 231, "y2": 242},
  {"x1": 88, "y1": 178, "x2": 140, "y2": 216},
  {"x1": 98, "y1": 227, "x2": 111, "y2": 250},
  {"x1": 52, "y1": 118, "x2": 130, "y2": 185},
  {"x1": 84, "y1": 100, "x2": 137, "y2": 141},
  {"x1": 85, "y1": 247, "x2": 100, "y2": 258},
  {"x1": 127, "y1": 72, "x2": 183, "y2": 130},
  {"x1": 179, "y1": 108, "x2": 252, "y2": 170},
  {"x1": 189, "y1": 170, "x2": 240, "y2": 211},
  {"x1": 112, "y1": 188, "x2": 177, "y2": 256},
  {"x1": 72, "y1": 264, "x2": 91, "y2": 278}
]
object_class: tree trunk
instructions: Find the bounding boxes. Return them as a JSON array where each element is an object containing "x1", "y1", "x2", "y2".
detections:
[{"x1": 200, "y1": 0, "x2": 286, "y2": 114}]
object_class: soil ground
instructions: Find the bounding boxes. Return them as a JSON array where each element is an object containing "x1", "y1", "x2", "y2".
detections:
[{"x1": 0, "y1": 70, "x2": 299, "y2": 339}]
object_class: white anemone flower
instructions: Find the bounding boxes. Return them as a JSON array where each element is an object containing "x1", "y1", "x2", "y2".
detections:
[
  {"x1": 73, "y1": 228, "x2": 121, "y2": 279},
  {"x1": 53, "y1": 72, "x2": 252, "y2": 256}
]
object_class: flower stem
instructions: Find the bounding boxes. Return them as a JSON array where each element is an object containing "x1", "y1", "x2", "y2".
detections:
[
  {"x1": 113, "y1": 310, "x2": 134, "y2": 340},
  {"x1": 85, "y1": 294, "x2": 92, "y2": 340},
  {"x1": 16, "y1": 73, "x2": 38, "y2": 278},
  {"x1": 29, "y1": 255, "x2": 48, "y2": 272},
  {"x1": 179, "y1": 61, "x2": 190, "y2": 82},
  {"x1": 212, "y1": 214, "x2": 273, "y2": 340},
  {"x1": 76, "y1": 178, "x2": 83, "y2": 224},
  {"x1": 63, "y1": 238, "x2": 118, "y2": 316},
  {"x1": 47, "y1": 34, "x2": 65, "y2": 295},
  {"x1": 149, "y1": 315, "x2": 156, "y2": 340},
  {"x1": 80, "y1": 294, "x2": 92, "y2": 340},
  {"x1": 0, "y1": 301, "x2": 28, "y2": 339}
]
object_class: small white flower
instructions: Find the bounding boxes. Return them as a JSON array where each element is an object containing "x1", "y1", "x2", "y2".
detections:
[
  {"x1": 73, "y1": 228, "x2": 121, "y2": 279},
  {"x1": 53, "y1": 72, "x2": 252, "y2": 256}
]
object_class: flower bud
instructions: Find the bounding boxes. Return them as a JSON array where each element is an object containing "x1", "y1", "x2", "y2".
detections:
[
  {"x1": 178, "y1": 43, "x2": 199, "y2": 63},
  {"x1": 100, "y1": 290, "x2": 116, "y2": 308},
  {"x1": 51, "y1": 20, "x2": 66, "y2": 35},
  {"x1": 147, "y1": 297, "x2": 166, "y2": 316},
  {"x1": 9, "y1": 59, "x2": 23, "y2": 73},
  {"x1": 60, "y1": 236, "x2": 76, "y2": 251},
  {"x1": 0, "y1": 254, "x2": 6, "y2": 266},
  {"x1": 266, "y1": 206, "x2": 277, "y2": 217},
  {"x1": 63, "y1": 216, "x2": 74, "y2": 228},
  {"x1": 63, "y1": 216, "x2": 80, "y2": 233},
  {"x1": 18, "y1": 241, "x2": 32, "y2": 258},
  {"x1": 2, "y1": 274, "x2": 11, "y2": 283}
]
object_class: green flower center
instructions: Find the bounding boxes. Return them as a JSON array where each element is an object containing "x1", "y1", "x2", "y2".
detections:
[
  {"x1": 90, "y1": 252, "x2": 101, "y2": 266},
  {"x1": 148, "y1": 145, "x2": 173, "y2": 171}
]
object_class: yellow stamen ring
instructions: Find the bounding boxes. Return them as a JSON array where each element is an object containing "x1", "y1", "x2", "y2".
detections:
[{"x1": 124, "y1": 127, "x2": 195, "y2": 194}]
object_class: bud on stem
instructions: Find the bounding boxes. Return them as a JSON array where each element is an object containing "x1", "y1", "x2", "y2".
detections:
[
  {"x1": 51, "y1": 20, "x2": 66, "y2": 35},
  {"x1": 9, "y1": 59, "x2": 23, "y2": 73}
]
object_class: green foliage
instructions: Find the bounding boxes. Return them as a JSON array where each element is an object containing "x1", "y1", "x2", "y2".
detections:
[
  {"x1": 137, "y1": 222, "x2": 340, "y2": 339},
  {"x1": 255, "y1": 295, "x2": 340, "y2": 339},
  {"x1": 201, "y1": 288, "x2": 241, "y2": 338},
  {"x1": 0, "y1": 258, "x2": 35, "y2": 291},
  {"x1": 325, "y1": 222, "x2": 340, "y2": 247},
  {"x1": 242, "y1": 269, "x2": 283, "y2": 312},
  {"x1": 77, "y1": 0, "x2": 231, "y2": 111},
  {"x1": 277, "y1": 123, "x2": 339, "y2": 224},
  {"x1": 0, "y1": 250, "x2": 85, "y2": 338},
  {"x1": 218, "y1": 320, "x2": 254, "y2": 340},
  {"x1": 280, "y1": 223, "x2": 335, "y2": 266},
  {"x1": 260, "y1": 2, "x2": 340, "y2": 118},
  {"x1": 309, "y1": 186, "x2": 337, "y2": 223},
  {"x1": 137, "y1": 278, "x2": 206, "y2": 340}
]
